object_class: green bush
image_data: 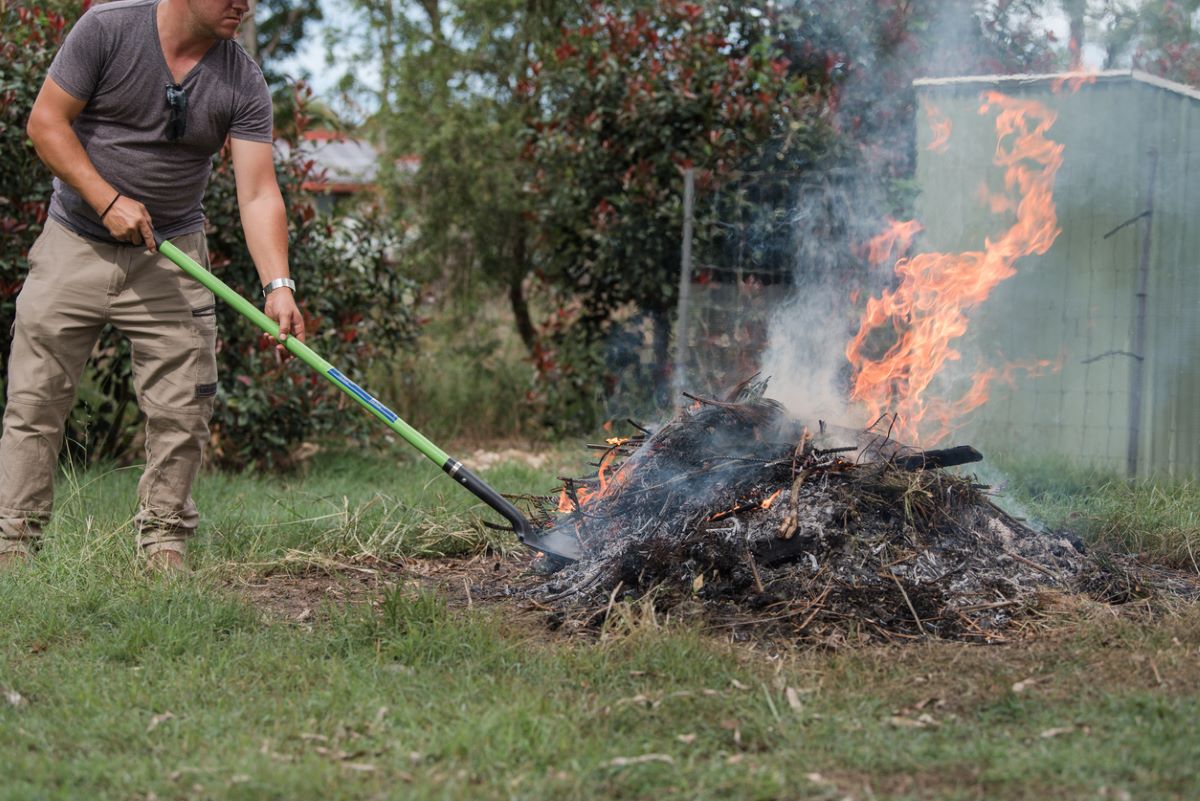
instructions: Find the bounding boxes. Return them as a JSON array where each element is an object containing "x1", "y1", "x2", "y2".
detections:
[
  {"x1": 201, "y1": 89, "x2": 419, "y2": 468},
  {"x1": 0, "y1": 0, "x2": 78, "y2": 395}
]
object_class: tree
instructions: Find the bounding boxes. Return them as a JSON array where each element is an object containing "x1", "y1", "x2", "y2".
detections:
[
  {"x1": 237, "y1": 0, "x2": 325, "y2": 85},
  {"x1": 1093, "y1": 0, "x2": 1200, "y2": 86},
  {"x1": 525, "y1": 1, "x2": 824, "y2": 413},
  {"x1": 331, "y1": 0, "x2": 579, "y2": 354}
]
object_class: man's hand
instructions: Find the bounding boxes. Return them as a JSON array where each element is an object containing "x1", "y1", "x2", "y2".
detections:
[
  {"x1": 27, "y1": 77, "x2": 157, "y2": 246},
  {"x1": 102, "y1": 194, "x2": 157, "y2": 251},
  {"x1": 264, "y1": 288, "x2": 305, "y2": 357}
]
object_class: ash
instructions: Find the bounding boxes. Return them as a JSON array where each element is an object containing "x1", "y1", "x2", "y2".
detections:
[{"x1": 530, "y1": 388, "x2": 1088, "y2": 642}]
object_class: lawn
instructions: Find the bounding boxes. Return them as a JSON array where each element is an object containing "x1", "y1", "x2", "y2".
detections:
[{"x1": 2, "y1": 451, "x2": 1197, "y2": 801}]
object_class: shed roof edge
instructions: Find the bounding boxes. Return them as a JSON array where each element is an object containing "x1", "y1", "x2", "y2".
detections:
[{"x1": 913, "y1": 69, "x2": 1200, "y2": 102}]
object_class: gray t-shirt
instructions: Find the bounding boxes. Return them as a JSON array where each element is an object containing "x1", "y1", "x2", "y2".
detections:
[{"x1": 46, "y1": 0, "x2": 273, "y2": 242}]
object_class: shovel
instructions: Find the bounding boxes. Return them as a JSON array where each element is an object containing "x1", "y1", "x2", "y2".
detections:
[{"x1": 154, "y1": 233, "x2": 583, "y2": 564}]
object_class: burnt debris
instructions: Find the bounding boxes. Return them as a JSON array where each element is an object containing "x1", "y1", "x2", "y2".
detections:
[{"x1": 529, "y1": 385, "x2": 1090, "y2": 643}]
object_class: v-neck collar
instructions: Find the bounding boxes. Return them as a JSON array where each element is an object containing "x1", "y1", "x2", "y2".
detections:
[{"x1": 153, "y1": 0, "x2": 221, "y2": 86}]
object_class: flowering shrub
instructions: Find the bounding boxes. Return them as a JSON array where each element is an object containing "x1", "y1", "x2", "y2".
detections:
[{"x1": 0, "y1": 0, "x2": 81, "y2": 397}]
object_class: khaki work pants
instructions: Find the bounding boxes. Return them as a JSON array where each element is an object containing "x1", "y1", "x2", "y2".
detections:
[{"x1": 0, "y1": 219, "x2": 217, "y2": 557}]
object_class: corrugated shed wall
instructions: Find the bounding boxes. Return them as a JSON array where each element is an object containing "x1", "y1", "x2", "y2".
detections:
[
  {"x1": 913, "y1": 74, "x2": 1200, "y2": 477},
  {"x1": 1140, "y1": 85, "x2": 1200, "y2": 477}
]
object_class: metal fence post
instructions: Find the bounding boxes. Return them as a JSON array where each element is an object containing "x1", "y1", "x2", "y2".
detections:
[
  {"x1": 674, "y1": 168, "x2": 695, "y2": 407},
  {"x1": 1126, "y1": 148, "x2": 1158, "y2": 478}
]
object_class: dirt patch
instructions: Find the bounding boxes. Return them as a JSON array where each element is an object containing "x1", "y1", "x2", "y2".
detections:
[
  {"x1": 230, "y1": 555, "x2": 549, "y2": 625},
  {"x1": 231, "y1": 567, "x2": 387, "y2": 623}
]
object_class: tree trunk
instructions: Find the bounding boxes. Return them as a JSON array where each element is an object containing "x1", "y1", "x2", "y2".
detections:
[
  {"x1": 240, "y1": 0, "x2": 259, "y2": 61},
  {"x1": 509, "y1": 230, "x2": 537, "y2": 354}
]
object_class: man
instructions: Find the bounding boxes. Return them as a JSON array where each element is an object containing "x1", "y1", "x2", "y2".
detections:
[{"x1": 0, "y1": 0, "x2": 304, "y2": 572}]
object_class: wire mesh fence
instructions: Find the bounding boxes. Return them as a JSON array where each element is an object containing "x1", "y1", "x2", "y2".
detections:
[{"x1": 601, "y1": 166, "x2": 883, "y2": 421}]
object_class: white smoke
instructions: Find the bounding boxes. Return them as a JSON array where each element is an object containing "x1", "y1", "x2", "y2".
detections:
[{"x1": 759, "y1": 271, "x2": 855, "y2": 426}]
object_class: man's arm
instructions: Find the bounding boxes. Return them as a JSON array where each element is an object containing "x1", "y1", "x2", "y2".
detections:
[
  {"x1": 26, "y1": 77, "x2": 156, "y2": 248},
  {"x1": 229, "y1": 137, "x2": 305, "y2": 349}
]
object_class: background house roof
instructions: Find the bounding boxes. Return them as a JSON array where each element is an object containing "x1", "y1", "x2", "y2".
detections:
[{"x1": 277, "y1": 131, "x2": 381, "y2": 194}]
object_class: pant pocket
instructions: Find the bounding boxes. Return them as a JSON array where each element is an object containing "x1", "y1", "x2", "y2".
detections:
[{"x1": 192, "y1": 315, "x2": 218, "y2": 406}]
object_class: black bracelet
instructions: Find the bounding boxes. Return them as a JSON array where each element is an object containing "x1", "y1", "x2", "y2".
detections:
[{"x1": 100, "y1": 192, "x2": 121, "y2": 219}]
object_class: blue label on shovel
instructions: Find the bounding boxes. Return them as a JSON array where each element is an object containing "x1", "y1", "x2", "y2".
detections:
[{"x1": 327, "y1": 368, "x2": 399, "y2": 424}]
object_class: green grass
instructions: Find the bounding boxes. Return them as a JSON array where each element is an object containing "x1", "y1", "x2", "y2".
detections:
[
  {"x1": 2, "y1": 452, "x2": 1198, "y2": 800},
  {"x1": 988, "y1": 456, "x2": 1200, "y2": 572},
  {"x1": 375, "y1": 301, "x2": 546, "y2": 444},
  {"x1": 40, "y1": 448, "x2": 578, "y2": 572}
]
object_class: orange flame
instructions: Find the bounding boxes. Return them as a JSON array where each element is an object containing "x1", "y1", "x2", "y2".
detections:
[
  {"x1": 556, "y1": 447, "x2": 631, "y2": 512},
  {"x1": 1050, "y1": 70, "x2": 1097, "y2": 95},
  {"x1": 991, "y1": 355, "x2": 1064, "y2": 388},
  {"x1": 846, "y1": 92, "x2": 1064, "y2": 444},
  {"x1": 860, "y1": 217, "x2": 923, "y2": 269},
  {"x1": 1051, "y1": 39, "x2": 1097, "y2": 95},
  {"x1": 760, "y1": 489, "x2": 783, "y2": 509},
  {"x1": 926, "y1": 102, "x2": 952, "y2": 153},
  {"x1": 975, "y1": 181, "x2": 1016, "y2": 216}
]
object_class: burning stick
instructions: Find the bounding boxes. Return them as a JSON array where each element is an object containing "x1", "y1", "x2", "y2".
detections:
[{"x1": 777, "y1": 468, "x2": 812, "y2": 541}]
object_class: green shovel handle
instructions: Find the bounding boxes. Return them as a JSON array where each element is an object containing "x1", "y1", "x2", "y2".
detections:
[
  {"x1": 156, "y1": 237, "x2": 450, "y2": 465},
  {"x1": 152, "y1": 234, "x2": 567, "y2": 558}
]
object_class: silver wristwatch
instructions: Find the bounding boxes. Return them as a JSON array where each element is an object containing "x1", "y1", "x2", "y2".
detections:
[{"x1": 262, "y1": 277, "x2": 296, "y2": 297}]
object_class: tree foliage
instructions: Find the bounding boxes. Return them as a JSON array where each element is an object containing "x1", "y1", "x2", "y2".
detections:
[
  {"x1": 516, "y1": 1, "x2": 830, "y2": 421},
  {"x1": 254, "y1": 0, "x2": 324, "y2": 78},
  {"x1": 1093, "y1": 0, "x2": 1200, "y2": 86},
  {"x1": 528, "y1": 1, "x2": 823, "y2": 320},
  {"x1": 332, "y1": 0, "x2": 579, "y2": 355}
]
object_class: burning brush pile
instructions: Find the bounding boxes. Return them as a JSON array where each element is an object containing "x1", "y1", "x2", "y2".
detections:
[{"x1": 530, "y1": 381, "x2": 1086, "y2": 642}]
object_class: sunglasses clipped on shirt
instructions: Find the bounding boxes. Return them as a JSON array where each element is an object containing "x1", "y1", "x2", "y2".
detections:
[{"x1": 165, "y1": 82, "x2": 188, "y2": 141}]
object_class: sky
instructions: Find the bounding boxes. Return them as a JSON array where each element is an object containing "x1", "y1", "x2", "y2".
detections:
[{"x1": 273, "y1": 1, "x2": 377, "y2": 107}]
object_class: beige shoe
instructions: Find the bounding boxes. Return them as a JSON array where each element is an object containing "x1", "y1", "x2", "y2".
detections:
[{"x1": 146, "y1": 549, "x2": 188, "y2": 575}]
